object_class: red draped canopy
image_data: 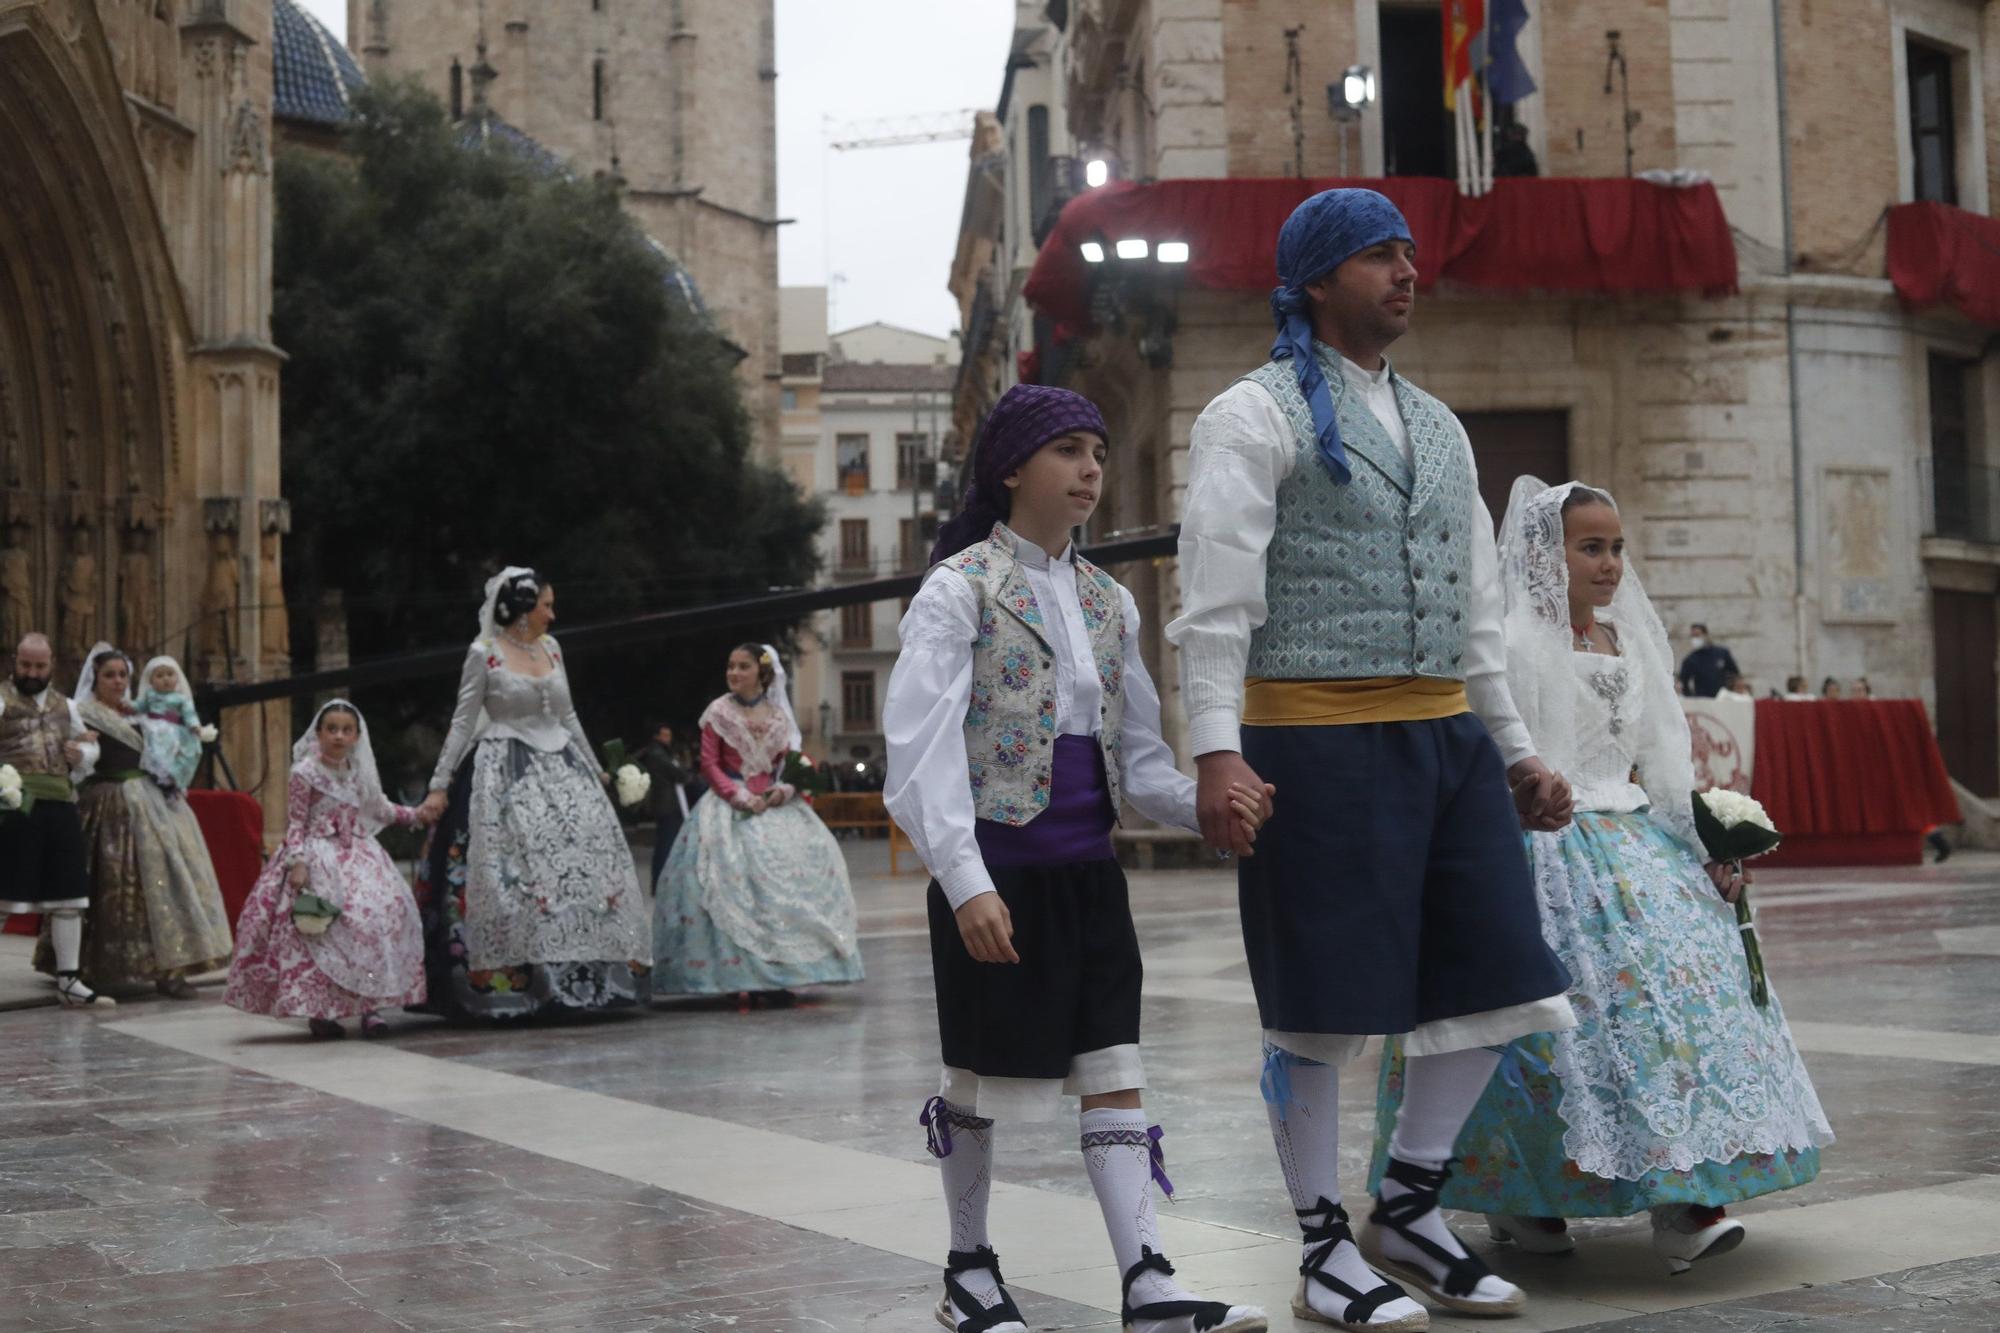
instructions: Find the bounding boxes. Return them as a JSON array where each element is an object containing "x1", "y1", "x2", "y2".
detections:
[
  {"x1": 1887, "y1": 200, "x2": 2000, "y2": 328},
  {"x1": 1023, "y1": 176, "x2": 1740, "y2": 334},
  {"x1": 1750, "y1": 699, "x2": 1961, "y2": 868}
]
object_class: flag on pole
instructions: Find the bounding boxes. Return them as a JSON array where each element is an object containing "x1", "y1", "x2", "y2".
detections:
[
  {"x1": 1487, "y1": 0, "x2": 1538, "y2": 106},
  {"x1": 1443, "y1": 0, "x2": 1486, "y2": 111}
]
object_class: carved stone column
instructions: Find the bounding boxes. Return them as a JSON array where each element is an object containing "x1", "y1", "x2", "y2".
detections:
[
  {"x1": 118, "y1": 495, "x2": 162, "y2": 659},
  {"x1": 197, "y1": 496, "x2": 241, "y2": 682},
  {"x1": 257, "y1": 497, "x2": 290, "y2": 669},
  {"x1": 56, "y1": 500, "x2": 100, "y2": 677}
]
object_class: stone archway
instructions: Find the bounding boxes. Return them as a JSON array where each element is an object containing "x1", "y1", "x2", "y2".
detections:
[{"x1": 0, "y1": 3, "x2": 186, "y2": 676}]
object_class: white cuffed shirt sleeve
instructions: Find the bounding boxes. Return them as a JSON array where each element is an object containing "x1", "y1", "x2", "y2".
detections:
[
  {"x1": 1455, "y1": 424, "x2": 1534, "y2": 767},
  {"x1": 66, "y1": 697, "x2": 99, "y2": 781},
  {"x1": 883, "y1": 568, "x2": 997, "y2": 911},
  {"x1": 1166, "y1": 380, "x2": 1294, "y2": 759},
  {"x1": 1116, "y1": 587, "x2": 1198, "y2": 832}
]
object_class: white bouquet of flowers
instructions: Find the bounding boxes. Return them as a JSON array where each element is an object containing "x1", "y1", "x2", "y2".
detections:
[
  {"x1": 0, "y1": 763, "x2": 23, "y2": 812},
  {"x1": 197, "y1": 724, "x2": 219, "y2": 744},
  {"x1": 1690, "y1": 787, "x2": 1783, "y2": 1006},
  {"x1": 614, "y1": 763, "x2": 651, "y2": 810}
]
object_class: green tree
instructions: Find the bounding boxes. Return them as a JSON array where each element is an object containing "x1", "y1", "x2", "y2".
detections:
[{"x1": 275, "y1": 82, "x2": 822, "y2": 788}]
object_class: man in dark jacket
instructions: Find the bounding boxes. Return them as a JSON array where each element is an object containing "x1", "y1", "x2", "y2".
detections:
[
  {"x1": 636, "y1": 723, "x2": 690, "y2": 885},
  {"x1": 1677, "y1": 623, "x2": 1741, "y2": 698}
]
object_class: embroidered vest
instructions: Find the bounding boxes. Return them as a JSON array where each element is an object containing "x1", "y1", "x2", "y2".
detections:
[
  {"x1": 943, "y1": 525, "x2": 1127, "y2": 826},
  {"x1": 1243, "y1": 348, "x2": 1475, "y2": 680},
  {"x1": 0, "y1": 680, "x2": 76, "y2": 793}
]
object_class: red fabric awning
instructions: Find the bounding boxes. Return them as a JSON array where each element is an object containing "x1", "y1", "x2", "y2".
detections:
[
  {"x1": 1023, "y1": 176, "x2": 1739, "y2": 334},
  {"x1": 1887, "y1": 200, "x2": 2000, "y2": 327}
]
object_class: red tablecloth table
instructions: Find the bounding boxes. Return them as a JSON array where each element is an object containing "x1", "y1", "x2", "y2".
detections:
[{"x1": 1749, "y1": 699, "x2": 1960, "y2": 867}]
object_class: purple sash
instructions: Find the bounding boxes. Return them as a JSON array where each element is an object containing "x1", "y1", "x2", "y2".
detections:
[{"x1": 973, "y1": 734, "x2": 1115, "y2": 867}]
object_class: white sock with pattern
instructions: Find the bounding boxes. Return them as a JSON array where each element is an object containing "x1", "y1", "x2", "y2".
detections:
[
  {"x1": 1266, "y1": 1048, "x2": 1424, "y2": 1325},
  {"x1": 1079, "y1": 1108, "x2": 1192, "y2": 1320},
  {"x1": 930, "y1": 1100, "x2": 1013, "y2": 1326}
]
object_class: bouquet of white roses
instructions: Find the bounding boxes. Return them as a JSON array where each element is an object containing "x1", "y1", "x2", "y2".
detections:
[
  {"x1": 614, "y1": 763, "x2": 651, "y2": 810},
  {"x1": 0, "y1": 763, "x2": 25, "y2": 814},
  {"x1": 1691, "y1": 788, "x2": 1782, "y2": 1006}
]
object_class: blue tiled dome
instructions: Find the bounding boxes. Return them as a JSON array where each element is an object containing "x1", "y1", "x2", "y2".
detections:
[{"x1": 273, "y1": 0, "x2": 365, "y2": 126}]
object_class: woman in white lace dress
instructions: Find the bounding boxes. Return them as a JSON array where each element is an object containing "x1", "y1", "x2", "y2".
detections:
[
  {"x1": 1370, "y1": 480, "x2": 1832, "y2": 1274},
  {"x1": 412, "y1": 568, "x2": 652, "y2": 1019},
  {"x1": 652, "y1": 643, "x2": 862, "y2": 1001}
]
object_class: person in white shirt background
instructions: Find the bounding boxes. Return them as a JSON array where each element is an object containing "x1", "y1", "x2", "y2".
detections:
[
  {"x1": 886, "y1": 383, "x2": 1271, "y2": 1333},
  {"x1": 1168, "y1": 187, "x2": 1576, "y2": 1328}
]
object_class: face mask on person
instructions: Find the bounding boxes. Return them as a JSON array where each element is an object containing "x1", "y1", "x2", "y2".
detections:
[{"x1": 1690, "y1": 635, "x2": 1708, "y2": 650}]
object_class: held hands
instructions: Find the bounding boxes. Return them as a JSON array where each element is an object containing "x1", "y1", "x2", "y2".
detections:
[
  {"x1": 417, "y1": 791, "x2": 449, "y2": 825},
  {"x1": 1706, "y1": 859, "x2": 1750, "y2": 904},
  {"x1": 286, "y1": 862, "x2": 308, "y2": 889},
  {"x1": 1508, "y1": 757, "x2": 1575, "y2": 832},
  {"x1": 62, "y1": 731, "x2": 97, "y2": 766},
  {"x1": 955, "y1": 892, "x2": 1020, "y2": 964},
  {"x1": 1195, "y1": 752, "x2": 1279, "y2": 858}
]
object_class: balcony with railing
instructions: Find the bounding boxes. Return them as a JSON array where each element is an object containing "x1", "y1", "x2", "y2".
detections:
[{"x1": 1920, "y1": 457, "x2": 2000, "y2": 546}]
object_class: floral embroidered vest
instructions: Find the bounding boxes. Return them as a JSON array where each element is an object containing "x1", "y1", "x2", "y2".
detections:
[
  {"x1": 943, "y1": 524, "x2": 1126, "y2": 826},
  {"x1": 1242, "y1": 348, "x2": 1475, "y2": 680},
  {"x1": 0, "y1": 680, "x2": 76, "y2": 796}
]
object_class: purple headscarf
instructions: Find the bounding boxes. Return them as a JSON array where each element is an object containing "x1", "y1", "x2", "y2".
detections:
[
  {"x1": 929, "y1": 384, "x2": 1109, "y2": 564},
  {"x1": 1270, "y1": 188, "x2": 1413, "y2": 484}
]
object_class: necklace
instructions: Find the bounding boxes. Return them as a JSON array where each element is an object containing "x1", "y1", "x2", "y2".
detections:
[
  {"x1": 501, "y1": 626, "x2": 543, "y2": 653},
  {"x1": 1571, "y1": 619, "x2": 1597, "y2": 652},
  {"x1": 730, "y1": 690, "x2": 767, "y2": 709}
]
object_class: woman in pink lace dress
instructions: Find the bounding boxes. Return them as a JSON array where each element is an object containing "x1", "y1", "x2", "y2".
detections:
[{"x1": 225, "y1": 701, "x2": 436, "y2": 1038}]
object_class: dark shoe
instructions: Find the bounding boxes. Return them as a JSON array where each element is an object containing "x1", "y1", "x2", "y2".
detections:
[
  {"x1": 55, "y1": 972, "x2": 116, "y2": 1008},
  {"x1": 156, "y1": 977, "x2": 199, "y2": 1000},
  {"x1": 1362, "y1": 1160, "x2": 1525, "y2": 1317},
  {"x1": 934, "y1": 1245, "x2": 1026, "y2": 1333},
  {"x1": 359, "y1": 1010, "x2": 389, "y2": 1039},
  {"x1": 308, "y1": 1017, "x2": 346, "y2": 1039}
]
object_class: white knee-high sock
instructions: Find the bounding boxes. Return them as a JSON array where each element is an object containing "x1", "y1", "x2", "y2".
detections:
[
  {"x1": 1389, "y1": 1046, "x2": 1500, "y2": 1165},
  {"x1": 1079, "y1": 1106, "x2": 1194, "y2": 1318},
  {"x1": 928, "y1": 1099, "x2": 1006, "y2": 1315},
  {"x1": 1266, "y1": 1046, "x2": 1424, "y2": 1325},
  {"x1": 50, "y1": 911, "x2": 83, "y2": 973},
  {"x1": 1381, "y1": 1046, "x2": 1516, "y2": 1302}
]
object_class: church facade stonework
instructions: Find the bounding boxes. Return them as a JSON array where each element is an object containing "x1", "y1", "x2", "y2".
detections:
[{"x1": 0, "y1": 0, "x2": 288, "y2": 837}]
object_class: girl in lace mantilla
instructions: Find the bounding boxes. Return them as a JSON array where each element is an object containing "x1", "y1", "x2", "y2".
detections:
[
  {"x1": 884, "y1": 384, "x2": 1270, "y2": 1333},
  {"x1": 225, "y1": 701, "x2": 433, "y2": 1038},
  {"x1": 652, "y1": 642, "x2": 863, "y2": 998},
  {"x1": 1370, "y1": 479, "x2": 1832, "y2": 1276}
]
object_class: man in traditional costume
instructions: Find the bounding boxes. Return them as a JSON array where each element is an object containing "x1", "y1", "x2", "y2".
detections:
[
  {"x1": 0, "y1": 632, "x2": 111, "y2": 1006},
  {"x1": 1168, "y1": 189, "x2": 1575, "y2": 1327}
]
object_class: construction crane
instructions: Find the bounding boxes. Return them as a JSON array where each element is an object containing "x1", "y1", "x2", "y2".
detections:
[{"x1": 825, "y1": 109, "x2": 981, "y2": 151}]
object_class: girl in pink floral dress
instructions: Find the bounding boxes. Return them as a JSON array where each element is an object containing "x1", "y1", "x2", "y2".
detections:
[{"x1": 226, "y1": 701, "x2": 435, "y2": 1038}]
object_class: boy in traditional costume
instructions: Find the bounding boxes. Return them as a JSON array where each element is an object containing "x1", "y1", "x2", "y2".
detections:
[{"x1": 887, "y1": 384, "x2": 1270, "y2": 1333}]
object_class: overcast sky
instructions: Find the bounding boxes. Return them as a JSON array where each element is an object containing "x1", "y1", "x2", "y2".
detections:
[{"x1": 295, "y1": 0, "x2": 1016, "y2": 338}]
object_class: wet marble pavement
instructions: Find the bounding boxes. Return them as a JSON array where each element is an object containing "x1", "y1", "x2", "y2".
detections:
[{"x1": 5, "y1": 845, "x2": 2000, "y2": 1330}]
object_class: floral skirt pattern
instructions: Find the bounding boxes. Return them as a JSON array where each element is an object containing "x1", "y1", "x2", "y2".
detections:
[
  {"x1": 652, "y1": 791, "x2": 863, "y2": 995},
  {"x1": 413, "y1": 741, "x2": 650, "y2": 1020},
  {"x1": 225, "y1": 838, "x2": 425, "y2": 1020},
  {"x1": 37, "y1": 778, "x2": 233, "y2": 989},
  {"x1": 1369, "y1": 810, "x2": 1830, "y2": 1217}
]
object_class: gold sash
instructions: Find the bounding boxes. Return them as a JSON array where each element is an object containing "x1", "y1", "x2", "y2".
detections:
[{"x1": 1241, "y1": 676, "x2": 1470, "y2": 727}]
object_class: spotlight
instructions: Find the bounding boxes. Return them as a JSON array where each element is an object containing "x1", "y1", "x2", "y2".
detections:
[
  {"x1": 1085, "y1": 158, "x2": 1110, "y2": 188},
  {"x1": 1329, "y1": 64, "x2": 1376, "y2": 121},
  {"x1": 1115, "y1": 238, "x2": 1149, "y2": 260},
  {"x1": 1080, "y1": 240, "x2": 1106, "y2": 263},
  {"x1": 1156, "y1": 241, "x2": 1190, "y2": 264}
]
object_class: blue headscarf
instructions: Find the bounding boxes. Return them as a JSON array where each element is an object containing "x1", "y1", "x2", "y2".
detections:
[{"x1": 1269, "y1": 188, "x2": 1413, "y2": 484}]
